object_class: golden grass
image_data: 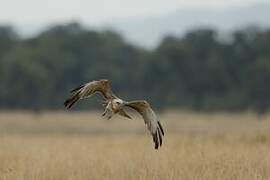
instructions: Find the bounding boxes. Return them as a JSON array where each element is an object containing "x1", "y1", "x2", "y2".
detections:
[{"x1": 1, "y1": 111, "x2": 270, "y2": 180}]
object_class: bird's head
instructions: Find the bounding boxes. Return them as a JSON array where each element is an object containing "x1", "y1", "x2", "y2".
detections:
[{"x1": 113, "y1": 99, "x2": 126, "y2": 108}]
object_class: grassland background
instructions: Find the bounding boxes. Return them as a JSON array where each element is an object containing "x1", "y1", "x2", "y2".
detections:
[{"x1": 1, "y1": 111, "x2": 270, "y2": 180}]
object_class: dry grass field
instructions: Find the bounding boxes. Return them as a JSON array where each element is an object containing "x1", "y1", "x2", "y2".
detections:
[{"x1": 1, "y1": 111, "x2": 270, "y2": 180}]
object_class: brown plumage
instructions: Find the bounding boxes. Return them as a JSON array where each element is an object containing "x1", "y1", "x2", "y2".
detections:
[
  {"x1": 126, "y1": 100, "x2": 164, "y2": 149},
  {"x1": 64, "y1": 79, "x2": 164, "y2": 149},
  {"x1": 64, "y1": 80, "x2": 115, "y2": 109}
]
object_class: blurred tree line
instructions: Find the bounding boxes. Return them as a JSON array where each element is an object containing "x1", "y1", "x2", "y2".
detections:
[{"x1": 0, "y1": 22, "x2": 270, "y2": 113}]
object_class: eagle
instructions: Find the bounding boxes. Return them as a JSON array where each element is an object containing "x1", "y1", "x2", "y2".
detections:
[{"x1": 64, "y1": 79, "x2": 164, "y2": 149}]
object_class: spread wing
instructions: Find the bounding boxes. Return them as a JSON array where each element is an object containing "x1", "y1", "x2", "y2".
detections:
[
  {"x1": 125, "y1": 100, "x2": 164, "y2": 149},
  {"x1": 64, "y1": 79, "x2": 115, "y2": 109}
]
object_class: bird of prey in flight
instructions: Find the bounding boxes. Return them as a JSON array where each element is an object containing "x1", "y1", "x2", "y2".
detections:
[{"x1": 64, "y1": 79, "x2": 164, "y2": 149}]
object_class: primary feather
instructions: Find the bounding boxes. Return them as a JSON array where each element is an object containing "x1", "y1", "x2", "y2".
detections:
[
  {"x1": 64, "y1": 79, "x2": 164, "y2": 149},
  {"x1": 64, "y1": 79, "x2": 114, "y2": 109},
  {"x1": 125, "y1": 100, "x2": 164, "y2": 149}
]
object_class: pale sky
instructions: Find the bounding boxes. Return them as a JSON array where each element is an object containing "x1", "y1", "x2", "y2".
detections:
[{"x1": 0, "y1": 0, "x2": 267, "y2": 25}]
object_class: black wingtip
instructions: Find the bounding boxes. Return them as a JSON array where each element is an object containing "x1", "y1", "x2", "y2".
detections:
[
  {"x1": 64, "y1": 98, "x2": 73, "y2": 109},
  {"x1": 64, "y1": 93, "x2": 80, "y2": 109},
  {"x1": 70, "y1": 84, "x2": 85, "y2": 93},
  {"x1": 158, "y1": 121, "x2": 164, "y2": 136},
  {"x1": 64, "y1": 99, "x2": 70, "y2": 108},
  {"x1": 64, "y1": 100, "x2": 69, "y2": 108},
  {"x1": 158, "y1": 130, "x2": 162, "y2": 146},
  {"x1": 153, "y1": 132, "x2": 160, "y2": 150},
  {"x1": 152, "y1": 122, "x2": 165, "y2": 150}
]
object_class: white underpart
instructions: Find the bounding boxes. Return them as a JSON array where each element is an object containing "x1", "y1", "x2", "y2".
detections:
[
  {"x1": 112, "y1": 98, "x2": 124, "y2": 105},
  {"x1": 103, "y1": 98, "x2": 124, "y2": 120},
  {"x1": 104, "y1": 101, "x2": 114, "y2": 119}
]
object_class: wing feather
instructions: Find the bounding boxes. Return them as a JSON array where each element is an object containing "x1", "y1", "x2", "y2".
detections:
[
  {"x1": 64, "y1": 79, "x2": 115, "y2": 109},
  {"x1": 118, "y1": 109, "x2": 132, "y2": 119},
  {"x1": 125, "y1": 100, "x2": 164, "y2": 149}
]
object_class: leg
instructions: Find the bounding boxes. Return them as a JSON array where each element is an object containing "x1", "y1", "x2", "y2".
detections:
[
  {"x1": 106, "y1": 109, "x2": 113, "y2": 120},
  {"x1": 101, "y1": 107, "x2": 113, "y2": 120},
  {"x1": 101, "y1": 101, "x2": 114, "y2": 120},
  {"x1": 102, "y1": 102, "x2": 111, "y2": 117},
  {"x1": 102, "y1": 108, "x2": 108, "y2": 117}
]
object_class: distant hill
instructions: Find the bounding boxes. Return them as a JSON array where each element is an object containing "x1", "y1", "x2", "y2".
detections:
[{"x1": 104, "y1": 4, "x2": 270, "y2": 48}]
